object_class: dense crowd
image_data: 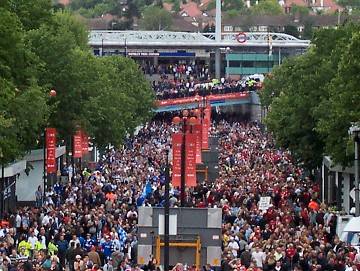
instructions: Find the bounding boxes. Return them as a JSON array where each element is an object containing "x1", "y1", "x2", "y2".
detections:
[
  {"x1": 0, "y1": 116, "x2": 358, "y2": 271},
  {"x1": 141, "y1": 64, "x2": 209, "y2": 80},
  {"x1": 153, "y1": 78, "x2": 259, "y2": 100}
]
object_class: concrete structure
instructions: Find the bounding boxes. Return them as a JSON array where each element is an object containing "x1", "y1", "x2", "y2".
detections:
[
  {"x1": 137, "y1": 207, "x2": 222, "y2": 268},
  {"x1": 89, "y1": 30, "x2": 309, "y2": 76},
  {"x1": 17, "y1": 146, "x2": 66, "y2": 203},
  {"x1": 322, "y1": 156, "x2": 357, "y2": 214},
  {"x1": 0, "y1": 160, "x2": 27, "y2": 214}
]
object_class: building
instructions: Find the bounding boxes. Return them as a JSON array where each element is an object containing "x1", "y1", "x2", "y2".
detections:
[{"x1": 222, "y1": 14, "x2": 360, "y2": 36}]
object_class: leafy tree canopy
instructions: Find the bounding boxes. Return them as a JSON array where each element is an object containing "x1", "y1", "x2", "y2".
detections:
[
  {"x1": 251, "y1": 0, "x2": 283, "y2": 15},
  {"x1": 139, "y1": 6, "x2": 172, "y2": 30}
]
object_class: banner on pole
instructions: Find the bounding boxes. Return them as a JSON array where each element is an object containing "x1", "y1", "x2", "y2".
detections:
[
  {"x1": 193, "y1": 124, "x2": 202, "y2": 164},
  {"x1": 185, "y1": 133, "x2": 197, "y2": 187},
  {"x1": 171, "y1": 133, "x2": 182, "y2": 187},
  {"x1": 73, "y1": 130, "x2": 83, "y2": 158},
  {"x1": 81, "y1": 131, "x2": 89, "y2": 154},
  {"x1": 46, "y1": 128, "x2": 57, "y2": 174},
  {"x1": 202, "y1": 121, "x2": 209, "y2": 150}
]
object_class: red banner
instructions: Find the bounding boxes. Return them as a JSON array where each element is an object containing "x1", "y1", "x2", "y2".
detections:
[
  {"x1": 204, "y1": 104, "x2": 211, "y2": 124},
  {"x1": 171, "y1": 133, "x2": 182, "y2": 187},
  {"x1": 81, "y1": 131, "x2": 89, "y2": 154},
  {"x1": 156, "y1": 92, "x2": 250, "y2": 107},
  {"x1": 202, "y1": 121, "x2": 209, "y2": 150},
  {"x1": 185, "y1": 133, "x2": 197, "y2": 187},
  {"x1": 46, "y1": 128, "x2": 57, "y2": 174},
  {"x1": 73, "y1": 130, "x2": 82, "y2": 158},
  {"x1": 193, "y1": 124, "x2": 202, "y2": 164}
]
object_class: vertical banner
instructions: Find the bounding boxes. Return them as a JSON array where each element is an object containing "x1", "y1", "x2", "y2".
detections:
[
  {"x1": 193, "y1": 124, "x2": 202, "y2": 164},
  {"x1": 185, "y1": 133, "x2": 197, "y2": 187},
  {"x1": 204, "y1": 104, "x2": 211, "y2": 124},
  {"x1": 171, "y1": 133, "x2": 182, "y2": 187},
  {"x1": 202, "y1": 121, "x2": 209, "y2": 150},
  {"x1": 81, "y1": 131, "x2": 89, "y2": 154},
  {"x1": 73, "y1": 130, "x2": 83, "y2": 158},
  {"x1": 46, "y1": 128, "x2": 57, "y2": 174}
]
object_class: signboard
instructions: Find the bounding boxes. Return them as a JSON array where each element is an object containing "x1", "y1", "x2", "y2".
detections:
[
  {"x1": 46, "y1": 128, "x2": 57, "y2": 174},
  {"x1": 194, "y1": 124, "x2": 202, "y2": 164},
  {"x1": 236, "y1": 32, "x2": 247, "y2": 43},
  {"x1": 73, "y1": 130, "x2": 83, "y2": 158},
  {"x1": 185, "y1": 133, "x2": 197, "y2": 187},
  {"x1": 128, "y1": 52, "x2": 160, "y2": 57},
  {"x1": 172, "y1": 133, "x2": 182, "y2": 187},
  {"x1": 259, "y1": 196, "x2": 271, "y2": 210},
  {"x1": 156, "y1": 92, "x2": 249, "y2": 107}
]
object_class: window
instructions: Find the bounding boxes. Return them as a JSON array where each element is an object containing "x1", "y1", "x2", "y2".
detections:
[
  {"x1": 224, "y1": 25, "x2": 233, "y2": 32},
  {"x1": 229, "y1": 61, "x2": 241, "y2": 67}
]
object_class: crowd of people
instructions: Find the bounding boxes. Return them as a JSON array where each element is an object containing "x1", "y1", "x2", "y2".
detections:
[
  {"x1": 0, "y1": 114, "x2": 357, "y2": 271},
  {"x1": 140, "y1": 62, "x2": 261, "y2": 100},
  {"x1": 153, "y1": 78, "x2": 260, "y2": 100},
  {"x1": 141, "y1": 63, "x2": 209, "y2": 80}
]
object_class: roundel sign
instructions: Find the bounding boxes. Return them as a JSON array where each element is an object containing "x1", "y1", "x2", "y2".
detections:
[{"x1": 236, "y1": 32, "x2": 247, "y2": 43}]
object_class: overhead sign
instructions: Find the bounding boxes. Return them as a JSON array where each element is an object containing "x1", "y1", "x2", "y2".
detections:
[{"x1": 127, "y1": 52, "x2": 160, "y2": 57}]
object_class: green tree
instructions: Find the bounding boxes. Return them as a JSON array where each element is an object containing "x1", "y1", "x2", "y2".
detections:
[
  {"x1": 251, "y1": 0, "x2": 283, "y2": 15},
  {"x1": 172, "y1": 1, "x2": 180, "y2": 12},
  {"x1": 261, "y1": 25, "x2": 357, "y2": 169},
  {"x1": 0, "y1": 79, "x2": 49, "y2": 165},
  {"x1": 290, "y1": 4, "x2": 309, "y2": 16},
  {"x1": 284, "y1": 25, "x2": 299, "y2": 38},
  {"x1": 5, "y1": 0, "x2": 53, "y2": 30},
  {"x1": 83, "y1": 56, "x2": 154, "y2": 149},
  {"x1": 139, "y1": 6, "x2": 172, "y2": 30},
  {"x1": 316, "y1": 27, "x2": 360, "y2": 166}
]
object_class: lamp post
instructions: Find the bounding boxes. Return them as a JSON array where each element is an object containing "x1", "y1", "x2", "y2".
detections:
[
  {"x1": 43, "y1": 89, "x2": 57, "y2": 198},
  {"x1": 349, "y1": 124, "x2": 360, "y2": 217},
  {"x1": 172, "y1": 110, "x2": 197, "y2": 207},
  {"x1": 0, "y1": 150, "x2": 3, "y2": 219},
  {"x1": 225, "y1": 47, "x2": 231, "y2": 79},
  {"x1": 164, "y1": 148, "x2": 170, "y2": 271}
]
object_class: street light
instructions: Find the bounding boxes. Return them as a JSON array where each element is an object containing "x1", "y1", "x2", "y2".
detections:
[
  {"x1": 225, "y1": 47, "x2": 231, "y2": 79},
  {"x1": 349, "y1": 123, "x2": 360, "y2": 217},
  {"x1": 43, "y1": 89, "x2": 57, "y2": 198},
  {"x1": 172, "y1": 110, "x2": 197, "y2": 207},
  {"x1": 164, "y1": 147, "x2": 170, "y2": 271}
]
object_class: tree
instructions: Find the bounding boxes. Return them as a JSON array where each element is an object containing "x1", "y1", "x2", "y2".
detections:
[
  {"x1": 223, "y1": 0, "x2": 245, "y2": 11},
  {"x1": 316, "y1": 26, "x2": 360, "y2": 166},
  {"x1": 83, "y1": 56, "x2": 154, "y2": 149},
  {"x1": 261, "y1": 24, "x2": 360, "y2": 168},
  {"x1": 284, "y1": 24, "x2": 299, "y2": 38},
  {"x1": 251, "y1": 0, "x2": 283, "y2": 15},
  {"x1": 172, "y1": 1, "x2": 180, "y2": 12},
  {"x1": 302, "y1": 20, "x2": 314, "y2": 39},
  {"x1": 5, "y1": 0, "x2": 53, "y2": 30},
  {"x1": 290, "y1": 4, "x2": 309, "y2": 16},
  {"x1": 139, "y1": 6, "x2": 172, "y2": 30}
]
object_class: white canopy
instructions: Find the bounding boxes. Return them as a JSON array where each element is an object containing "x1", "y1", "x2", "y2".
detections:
[{"x1": 343, "y1": 217, "x2": 360, "y2": 232}]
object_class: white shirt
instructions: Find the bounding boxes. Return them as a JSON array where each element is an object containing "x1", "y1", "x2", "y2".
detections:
[
  {"x1": 228, "y1": 241, "x2": 239, "y2": 257},
  {"x1": 252, "y1": 251, "x2": 266, "y2": 268}
]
